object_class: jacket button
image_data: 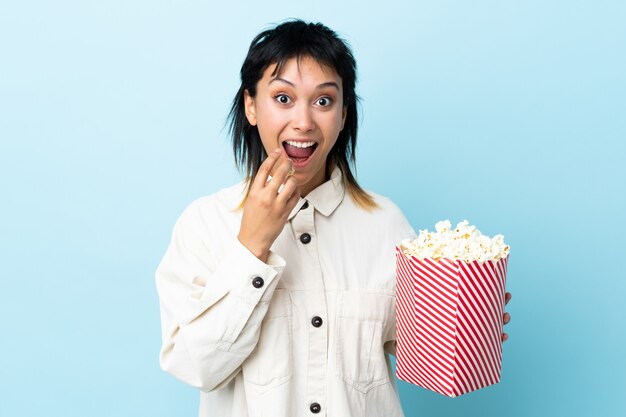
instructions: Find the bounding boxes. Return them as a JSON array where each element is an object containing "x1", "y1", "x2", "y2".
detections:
[
  {"x1": 311, "y1": 316, "x2": 323, "y2": 327},
  {"x1": 309, "y1": 403, "x2": 321, "y2": 413},
  {"x1": 300, "y1": 233, "x2": 311, "y2": 244},
  {"x1": 252, "y1": 277, "x2": 264, "y2": 288},
  {"x1": 301, "y1": 201, "x2": 309, "y2": 210}
]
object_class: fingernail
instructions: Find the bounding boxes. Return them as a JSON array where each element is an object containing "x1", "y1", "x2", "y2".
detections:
[{"x1": 274, "y1": 148, "x2": 281, "y2": 154}]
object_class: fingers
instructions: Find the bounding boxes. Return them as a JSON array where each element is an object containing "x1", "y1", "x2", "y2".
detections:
[
  {"x1": 266, "y1": 158, "x2": 294, "y2": 195},
  {"x1": 252, "y1": 147, "x2": 283, "y2": 190},
  {"x1": 283, "y1": 180, "x2": 302, "y2": 212},
  {"x1": 502, "y1": 308, "x2": 511, "y2": 343},
  {"x1": 276, "y1": 175, "x2": 300, "y2": 204},
  {"x1": 505, "y1": 292, "x2": 512, "y2": 305}
]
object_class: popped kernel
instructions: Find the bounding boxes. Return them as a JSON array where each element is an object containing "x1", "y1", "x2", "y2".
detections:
[{"x1": 400, "y1": 220, "x2": 510, "y2": 263}]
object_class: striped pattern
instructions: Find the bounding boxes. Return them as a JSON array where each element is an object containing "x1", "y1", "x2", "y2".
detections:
[{"x1": 395, "y1": 246, "x2": 509, "y2": 397}]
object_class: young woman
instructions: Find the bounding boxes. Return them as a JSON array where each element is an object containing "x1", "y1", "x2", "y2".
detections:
[{"x1": 155, "y1": 19, "x2": 512, "y2": 417}]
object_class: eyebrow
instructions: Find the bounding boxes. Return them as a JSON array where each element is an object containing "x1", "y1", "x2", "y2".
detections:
[{"x1": 268, "y1": 77, "x2": 339, "y2": 90}]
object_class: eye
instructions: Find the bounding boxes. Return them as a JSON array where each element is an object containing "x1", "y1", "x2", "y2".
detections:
[
  {"x1": 274, "y1": 94, "x2": 291, "y2": 104},
  {"x1": 317, "y1": 96, "x2": 333, "y2": 107}
]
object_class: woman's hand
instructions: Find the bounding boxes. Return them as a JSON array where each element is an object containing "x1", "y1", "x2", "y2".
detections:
[
  {"x1": 238, "y1": 148, "x2": 301, "y2": 263},
  {"x1": 502, "y1": 292, "x2": 512, "y2": 342}
]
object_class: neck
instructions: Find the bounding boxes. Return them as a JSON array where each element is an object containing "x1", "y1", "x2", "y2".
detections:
[{"x1": 300, "y1": 163, "x2": 332, "y2": 197}]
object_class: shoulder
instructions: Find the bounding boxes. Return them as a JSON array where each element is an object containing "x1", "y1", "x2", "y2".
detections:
[
  {"x1": 342, "y1": 188, "x2": 417, "y2": 241},
  {"x1": 172, "y1": 180, "x2": 247, "y2": 234},
  {"x1": 355, "y1": 188, "x2": 408, "y2": 223},
  {"x1": 368, "y1": 190, "x2": 406, "y2": 217}
]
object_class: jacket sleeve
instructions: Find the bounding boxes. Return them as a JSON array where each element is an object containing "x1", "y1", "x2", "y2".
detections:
[
  {"x1": 385, "y1": 203, "x2": 418, "y2": 358},
  {"x1": 155, "y1": 200, "x2": 286, "y2": 392}
]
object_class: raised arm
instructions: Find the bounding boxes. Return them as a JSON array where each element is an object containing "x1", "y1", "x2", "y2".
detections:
[{"x1": 155, "y1": 148, "x2": 300, "y2": 392}]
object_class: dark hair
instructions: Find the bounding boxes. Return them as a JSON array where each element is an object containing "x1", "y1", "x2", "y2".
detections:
[{"x1": 227, "y1": 19, "x2": 379, "y2": 211}]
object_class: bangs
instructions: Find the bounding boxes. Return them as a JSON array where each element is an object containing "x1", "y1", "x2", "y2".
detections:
[{"x1": 270, "y1": 52, "x2": 336, "y2": 79}]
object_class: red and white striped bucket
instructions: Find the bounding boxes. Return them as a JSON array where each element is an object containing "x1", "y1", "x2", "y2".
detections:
[{"x1": 395, "y1": 246, "x2": 509, "y2": 397}]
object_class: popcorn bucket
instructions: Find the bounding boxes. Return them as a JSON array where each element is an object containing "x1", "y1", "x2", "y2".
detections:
[{"x1": 395, "y1": 247, "x2": 509, "y2": 397}]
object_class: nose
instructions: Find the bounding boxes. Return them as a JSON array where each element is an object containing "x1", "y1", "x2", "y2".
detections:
[{"x1": 292, "y1": 102, "x2": 315, "y2": 132}]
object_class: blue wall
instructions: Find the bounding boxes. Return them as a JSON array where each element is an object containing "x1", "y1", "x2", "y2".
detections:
[{"x1": 1, "y1": 1, "x2": 624, "y2": 416}]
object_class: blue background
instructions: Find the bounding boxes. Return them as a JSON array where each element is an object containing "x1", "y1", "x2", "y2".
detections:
[{"x1": 1, "y1": 1, "x2": 625, "y2": 416}]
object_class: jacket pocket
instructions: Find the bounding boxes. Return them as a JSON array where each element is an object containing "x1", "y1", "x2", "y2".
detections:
[
  {"x1": 335, "y1": 290, "x2": 394, "y2": 394},
  {"x1": 242, "y1": 288, "x2": 292, "y2": 392}
]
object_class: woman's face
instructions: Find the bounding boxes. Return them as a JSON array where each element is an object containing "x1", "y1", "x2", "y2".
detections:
[{"x1": 244, "y1": 55, "x2": 347, "y2": 196}]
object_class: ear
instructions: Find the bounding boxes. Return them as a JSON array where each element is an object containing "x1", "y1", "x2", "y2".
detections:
[
  {"x1": 244, "y1": 89, "x2": 257, "y2": 126},
  {"x1": 340, "y1": 105, "x2": 347, "y2": 131}
]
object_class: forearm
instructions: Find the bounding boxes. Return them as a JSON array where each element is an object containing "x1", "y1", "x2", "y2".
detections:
[{"x1": 156, "y1": 227, "x2": 286, "y2": 392}]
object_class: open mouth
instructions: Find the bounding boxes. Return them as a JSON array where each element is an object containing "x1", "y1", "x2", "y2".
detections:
[{"x1": 282, "y1": 141, "x2": 319, "y2": 166}]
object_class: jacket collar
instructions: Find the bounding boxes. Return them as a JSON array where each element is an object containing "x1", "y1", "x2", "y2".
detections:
[{"x1": 288, "y1": 165, "x2": 345, "y2": 220}]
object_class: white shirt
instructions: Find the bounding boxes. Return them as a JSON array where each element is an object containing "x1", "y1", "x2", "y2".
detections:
[{"x1": 155, "y1": 166, "x2": 417, "y2": 417}]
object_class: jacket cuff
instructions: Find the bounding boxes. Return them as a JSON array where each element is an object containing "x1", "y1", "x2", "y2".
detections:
[{"x1": 196, "y1": 236, "x2": 286, "y2": 307}]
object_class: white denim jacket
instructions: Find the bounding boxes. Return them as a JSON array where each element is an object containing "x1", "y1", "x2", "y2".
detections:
[{"x1": 156, "y1": 166, "x2": 417, "y2": 417}]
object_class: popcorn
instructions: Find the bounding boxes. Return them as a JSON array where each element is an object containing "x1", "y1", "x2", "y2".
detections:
[
  {"x1": 399, "y1": 219, "x2": 510, "y2": 263},
  {"x1": 395, "y1": 220, "x2": 511, "y2": 397}
]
